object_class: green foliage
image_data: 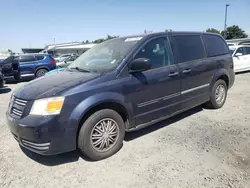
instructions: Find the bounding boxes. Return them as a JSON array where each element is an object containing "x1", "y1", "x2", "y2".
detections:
[
  {"x1": 93, "y1": 35, "x2": 119, "y2": 44},
  {"x1": 165, "y1": 29, "x2": 173, "y2": 32},
  {"x1": 143, "y1": 30, "x2": 153, "y2": 34},
  {"x1": 221, "y1": 25, "x2": 248, "y2": 39},
  {"x1": 206, "y1": 28, "x2": 220, "y2": 34}
]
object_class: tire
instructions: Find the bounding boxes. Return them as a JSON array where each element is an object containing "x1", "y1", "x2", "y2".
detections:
[
  {"x1": 35, "y1": 69, "x2": 48, "y2": 78},
  {"x1": 206, "y1": 79, "x2": 228, "y2": 109},
  {"x1": 78, "y1": 109, "x2": 125, "y2": 161}
]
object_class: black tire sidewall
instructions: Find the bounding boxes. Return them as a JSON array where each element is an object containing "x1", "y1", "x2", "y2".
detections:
[
  {"x1": 78, "y1": 109, "x2": 125, "y2": 161},
  {"x1": 36, "y1": 69, "x2": 48, "y2": 78},
  {"x1": 210, "y1": 80, "x2": 228, "y2": 109}
]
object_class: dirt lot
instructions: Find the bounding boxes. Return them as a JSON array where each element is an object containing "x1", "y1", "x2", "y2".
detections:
[{"x1": 0, "y1": 73, "x2": 250, "y2": 188}]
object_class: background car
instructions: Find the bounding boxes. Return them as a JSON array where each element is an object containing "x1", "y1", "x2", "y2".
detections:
[
  {"x1": 0, "y1": 54, "x2": 56, "y2": 80},
  {"x1": 0, "y1": 68, "x2": 4, "y2": 88},
  {"x1": 54, "y1": 54, "x2": 74, "y2": 62},
  {"x1": 227, "y1": 43, "x2": 237, "y2": 48},
  {"x1": 231, "y1": 45, "x2": 250, "y2": 73},
  {"x1": 56, "y1": 55, "x2": 79, "y2": 68}
]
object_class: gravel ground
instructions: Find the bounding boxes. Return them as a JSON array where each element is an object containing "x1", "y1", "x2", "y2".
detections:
[{"x1": 0, "y1": 73, "x2": 250, "y2": 188}]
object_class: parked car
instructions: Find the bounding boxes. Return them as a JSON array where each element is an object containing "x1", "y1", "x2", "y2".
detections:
[
  {"x1": 56, "y1": 55, "x2": 79, "y2": 68},
  {"x1": 231, "y1": 45, "x2": 250, "y2": 73},
  {"x1": 6, "y1": 32, "x2": 234, "y2": 160},
  {"x1": 0, "y1": 68, "x2": 4, "y2": 88},
  {"x1": 227, "y1": 43, "x2": 237, "y2": 48},
  {"x1": 54, "y1": 54, "x2": 74, "y2": 62},
  {"x1": 0, "y1": 54, "x2": 56, "y2": 80}
]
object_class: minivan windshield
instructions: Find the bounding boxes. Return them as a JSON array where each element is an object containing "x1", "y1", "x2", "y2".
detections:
[{"x1": 68, "y1": 37, "x2": 141, "y2": 73}]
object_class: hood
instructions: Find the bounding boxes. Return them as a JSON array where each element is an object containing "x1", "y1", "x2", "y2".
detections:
[{"x1": 14, "y1": 70, "x2": 101, "y2": 100}]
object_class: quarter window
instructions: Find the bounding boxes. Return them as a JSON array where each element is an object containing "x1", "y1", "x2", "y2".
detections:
[
  {"x1": 35, "y1": 56, "x2": 44, "y2": 60},
  {"x1": 202, "y1": 35, "x2": 229, "y2": 57},
  {"x1": 134, "y1": 37, "x2": 173, "y2": 69},
  {"x1": 244, "y1": 47, "x2": 250, "y2": 55},
  {"x1": 172, "y1": 35, "x2": 205, "y2": 63}
]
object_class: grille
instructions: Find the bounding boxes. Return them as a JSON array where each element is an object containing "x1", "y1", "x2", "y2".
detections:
[
  {"x1": 12, "y1": 132, "x2": 19, "y2": 142},
  {"x1": 21, "y1": 139, "x2": 50, "y2": 151},
  {"x1": 11, "y1": 97, "x2": 28, "y2": 119}
]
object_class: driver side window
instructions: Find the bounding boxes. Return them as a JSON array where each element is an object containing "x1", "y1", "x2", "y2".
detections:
[
  {"x1": 134, "y1": 37, "x2": 173, "y2": 69},
  {"x1": 236, "y1": 47, "x2": 244, "y2": 55}
]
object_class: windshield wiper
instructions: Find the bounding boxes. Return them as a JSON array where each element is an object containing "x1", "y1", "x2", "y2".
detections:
[{"x1": 68, "y1": 67, "x2": 90, "y2": 72}]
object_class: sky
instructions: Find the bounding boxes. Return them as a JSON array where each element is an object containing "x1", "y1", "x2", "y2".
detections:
[{"x1": 0, "y1": 0, "x2": 249, "y2": 52}]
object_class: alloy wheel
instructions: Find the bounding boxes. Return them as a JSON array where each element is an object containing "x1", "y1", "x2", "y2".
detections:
[
  {"x1": 215, "y1": 84, "x2": 226, "y2": 104},
  {"x1": 90, "y1": 118, "x2": 119, "y2": 152}
]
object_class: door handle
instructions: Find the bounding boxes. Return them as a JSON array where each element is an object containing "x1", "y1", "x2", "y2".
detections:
[
  {"x1": 182, "y1": 69, "x2": 191, "y2": 74},
  {"x1": 168, "y1": 72, "x2": 179, "y2": 77}
]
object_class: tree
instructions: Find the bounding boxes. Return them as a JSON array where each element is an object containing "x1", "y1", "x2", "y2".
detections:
[
  {"x1": 106, "y1": 35, "x2": 118, "y2": 40},
  {"x1": 165, "y1": 29, "x2": 173, "y2": 32},
  {"x1": 143, "y1": 30, "x2": 153, "y2": 34},
  {"x1": 221, "y1": 25, "x2": 248, "y2": 39},
  {"x1": 93, "y1": 35, "x2": 118, "y2": 44},
  {"x1": 93, "y1": 38, "x2": 105, "y2": 44},
  {"x1": 206, "y1": 28, "x2": 220, "y2": 34}
]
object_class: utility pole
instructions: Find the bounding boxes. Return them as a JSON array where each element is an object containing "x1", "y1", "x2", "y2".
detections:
[{"x1": 224, "y1": 4, "x2": 230, "y2": 39}]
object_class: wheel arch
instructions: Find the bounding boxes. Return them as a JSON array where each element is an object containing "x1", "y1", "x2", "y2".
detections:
[
  {"x1": 210, "y1": 69, "x2": 230, "y2": 91},
  {"x1": 35, "y1": 66, "x2": 50, "y2": 74},
  {"x1": 67, "y1": 92, "x2": 134, "y2": 148}
]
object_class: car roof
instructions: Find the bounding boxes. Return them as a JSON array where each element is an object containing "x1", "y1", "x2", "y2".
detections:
[
  {"x1": 231, "y1": 45, "x2": 250, "y2": 49},
  {"x1": 235, "y1": 45, "x2": 250, "y2": 47},
  {"x1": 15, "y1": 53, "x2": 50, "y2": 57},
  {"x1": 118, "y1": 31, "x2": 222, "y2": 41}
]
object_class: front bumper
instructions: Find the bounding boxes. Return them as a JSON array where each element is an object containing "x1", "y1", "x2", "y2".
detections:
[{"x1": 6, "y1": 112, "x2": 76, "y2": 155}]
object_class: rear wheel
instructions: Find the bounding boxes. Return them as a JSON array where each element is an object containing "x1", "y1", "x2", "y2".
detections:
[
  {"x1": 206, "y1": 79, "x2": 227, "y2": 109},
  {"x1": 36, "y1": 69, "x2": 48, "y2": 78},
  {"x1": 78, "y1": 109, "x2": 125, "y2": 161}
]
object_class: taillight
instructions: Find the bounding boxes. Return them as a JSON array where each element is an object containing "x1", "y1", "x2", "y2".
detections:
[{"x1": 51, "y1": 59, "x2": 56, "y2": 65}]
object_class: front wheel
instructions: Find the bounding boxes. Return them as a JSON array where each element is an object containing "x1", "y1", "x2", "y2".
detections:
[
  {"x1": 206, "y1": 79, "x2": 228, "y2": 109},
  {"x1": 78, "y1": 109, "x2": 125, "y2": 161}
]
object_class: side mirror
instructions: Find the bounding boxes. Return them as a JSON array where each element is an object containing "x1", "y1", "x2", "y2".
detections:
[
  {"x1": 129, "y1": 58, "x2": 151, "y2": 73},
  {"x1": 235, "y1": 53, "x2": 243, "y2": 57}
]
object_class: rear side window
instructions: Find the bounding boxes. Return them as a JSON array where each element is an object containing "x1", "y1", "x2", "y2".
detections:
[
  {"x1": 20, "y1": 55, "x2": 36, "y2": 63},
  {"x1": 244, "y1": 47, "x2": 250, "y2": 55},
  {"x1": 35, "y1": 56, "x2": 45, "y2": 60},
  {"x1": 202, "y1": 35, "x2": 229, "y2": 57},
  {"x1": 171, "y1": 35, "x2": 205, "y2": 63}
]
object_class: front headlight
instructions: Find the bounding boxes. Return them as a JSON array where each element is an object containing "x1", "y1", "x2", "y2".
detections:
[{"x1": 30, "y1": 97, "x2": 65, "y2": 115}]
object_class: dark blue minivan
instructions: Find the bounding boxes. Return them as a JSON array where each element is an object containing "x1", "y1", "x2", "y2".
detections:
[
  {"x1": 6, "y1": 32, "x2": 235, "y2": 160},
  {"x1": 0, "y1": 54, "x2": 56, "y2": 80}
]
